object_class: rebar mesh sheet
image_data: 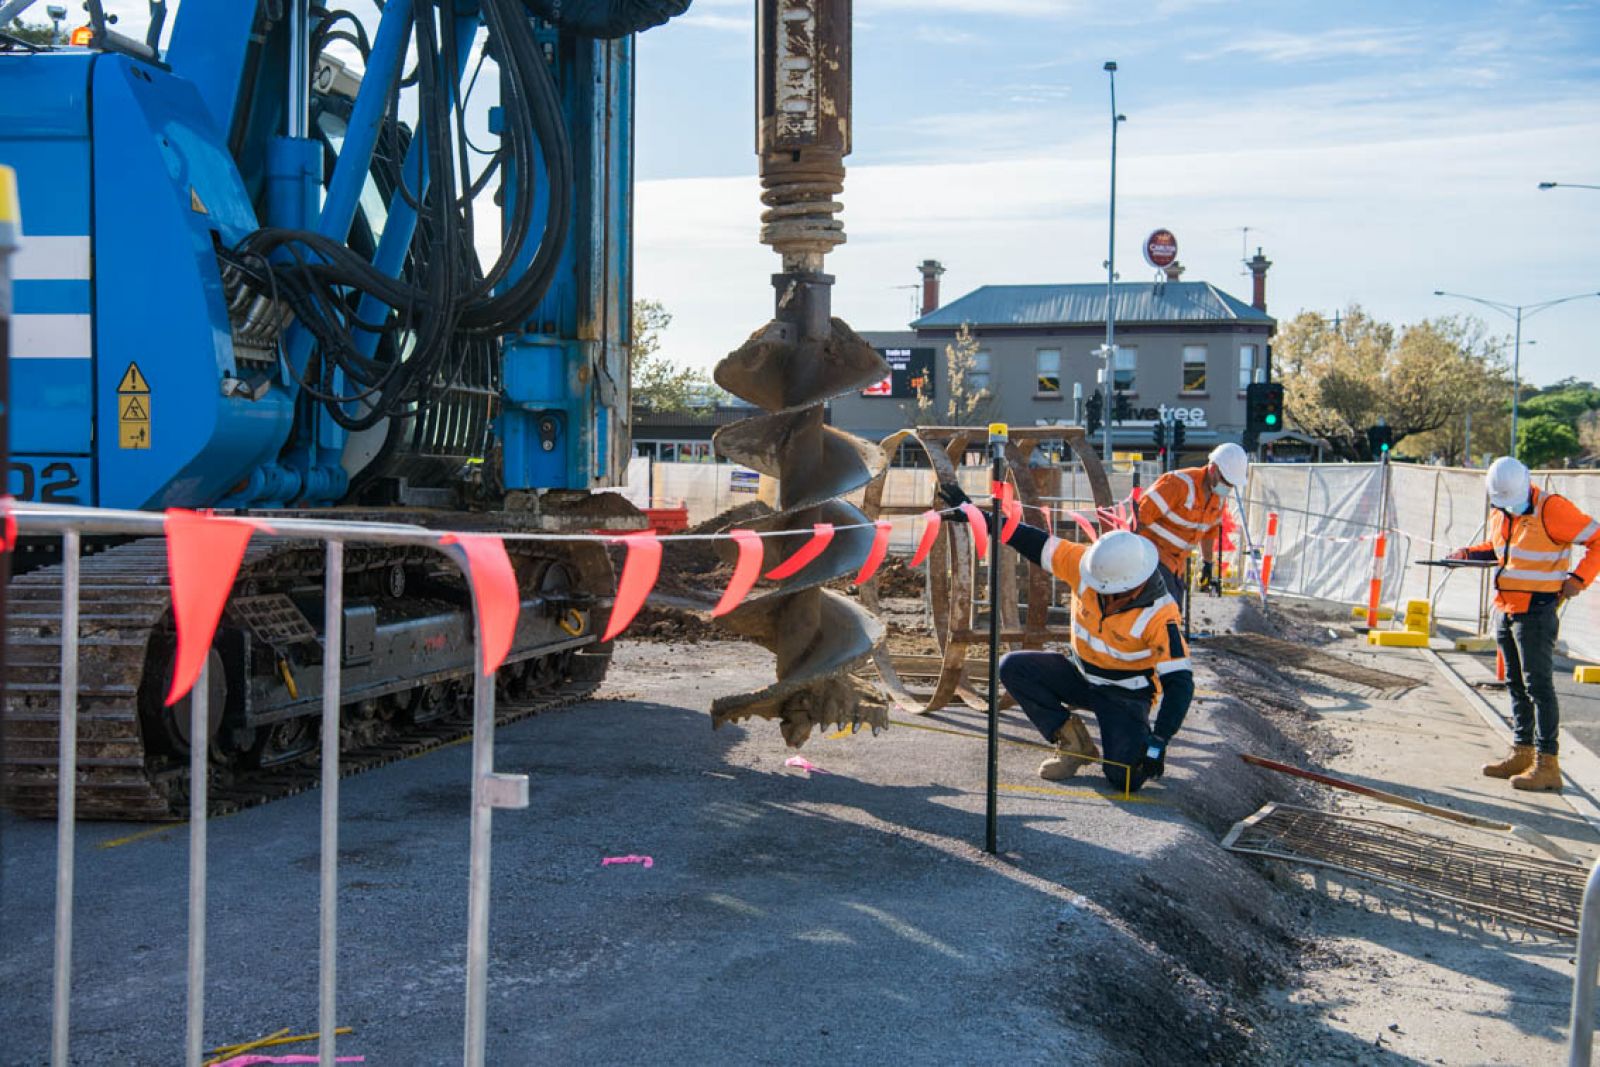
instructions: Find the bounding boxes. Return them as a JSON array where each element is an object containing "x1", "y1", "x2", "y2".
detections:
[
  {"x1": 1224, "y1": 804, "x2": 1587, "y2": 936},
  {"x1": 1197, "y1": 633, "x2": 1422, "y2": 696}
]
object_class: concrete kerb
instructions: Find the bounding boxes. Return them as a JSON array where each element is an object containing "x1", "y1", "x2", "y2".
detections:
[{"x1": 1421, "y1": 647, "x2": 1600, "y2": 839}]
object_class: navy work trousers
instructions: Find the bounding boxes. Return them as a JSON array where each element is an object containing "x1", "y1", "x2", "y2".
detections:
[
  {"x1": 998, "y1": 650, "x2": 1156, "y2": 792},
  {"x1": 1497, "y1": 600, "x2": 1561, "y2": 756}
]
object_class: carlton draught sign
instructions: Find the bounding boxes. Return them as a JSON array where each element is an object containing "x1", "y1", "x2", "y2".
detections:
[
  {"x1": 1143, "y1": 229, "x2": 1178, "y2": 270},
  {"x1": 863, "y1": 347, "x2": 935, "y2": 399}
]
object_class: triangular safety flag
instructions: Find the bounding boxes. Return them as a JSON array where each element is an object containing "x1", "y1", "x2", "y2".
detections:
[
  {"x1": 1001, "y1": 498, "x2": 1022, "y2": 544},
  {"x1": 855, "y1": 521, "x2": 893, "y2": 586},
  {"x1": 766, "y1": 523, "x2": 834, "y2": 581},
  {"x1": 713, "y1": 529, "x2": 764, "y2": 617},
  {"x1": 959, "y1": 503, "x2": 988, "y2": 561},
  {"x1": 911, "y1": 510, "x2": 942, "y2": 567},
  {"x1": 1037, "y1": 503, "x2": 1052, "y2": 532},
  {"x1": 0, "y1": 495, "x2": 15, "y2": 553},
  {"x1": 441, "y1": 534, "x2": 521, "y2": 675},
  {"x1": 605, "y1": 532, "x2": 662, "y2": 641},
  {"x1": 1070, "y1": 509, "x2": 1099, "y2": 541},
  {"x1": 164, "y1": 509, "x2": 256, "y2": 705}
]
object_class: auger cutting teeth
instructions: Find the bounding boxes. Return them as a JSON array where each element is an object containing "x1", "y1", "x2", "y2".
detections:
[
  {"x1": 715, "y1": 317, "x2": 889, "y2": 413},
  {"x1": 713, "y1": 413, "x2": 883, "y2": 515}
]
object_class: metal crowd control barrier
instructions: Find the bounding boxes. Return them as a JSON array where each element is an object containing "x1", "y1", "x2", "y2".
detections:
[
  {"x1": 14, "y1": 503, "x2": 529, "y2": 1067},
  {"x1": 1570, "y1": 854, "x2": 1600, "y2": 1065}
]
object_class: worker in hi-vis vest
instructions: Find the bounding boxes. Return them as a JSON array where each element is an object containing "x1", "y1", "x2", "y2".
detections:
[
  {"x1": 939, "y1": 483, "x2": 1193, "y2": 792},
  {"x1": 1449, "y1": 456, "x2": 1600, "y2": 792},
  {"x1": 1135, "y1": 442, "x2": 1249, "y2": 605}
]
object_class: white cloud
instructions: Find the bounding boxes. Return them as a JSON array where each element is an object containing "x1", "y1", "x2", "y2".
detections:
[{"x1": 1187, "y1": 27, "x2": 1423, "y2": 64}]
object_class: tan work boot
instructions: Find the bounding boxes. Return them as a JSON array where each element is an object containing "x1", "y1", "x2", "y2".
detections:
[
  {"x1": 1039, "y1": 718, "x2": 1099, "y2": 781},
  {"x1": 1511, "y1": 753, "x2": 1562, "y2": 792},
  {"x1": 1482, "y1": 744, "x2": 1535, "y2": 779}
]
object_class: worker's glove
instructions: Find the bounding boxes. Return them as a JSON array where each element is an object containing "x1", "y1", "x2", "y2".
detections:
[
  {"x1": 1139, "y1": 738, "x2": 1168, "y2": 781},
  {"x1": 936, "y1": 481, "x2": 973, "y2": 512}
]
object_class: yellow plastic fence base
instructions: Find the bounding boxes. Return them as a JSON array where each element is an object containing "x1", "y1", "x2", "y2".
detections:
[
  {"x1": 1575, "y1": 666, "x2": 1600, "y2": 684},
  {"x1": 1455, "y1": 635, "x2": 1497, "y2": 653},
  {"x1": 1367, "y1": 630, "x2": 1430, "y2": 648},
  {"x1": 1351, "y1": 605, "x2": 1394, "y2": 621}
]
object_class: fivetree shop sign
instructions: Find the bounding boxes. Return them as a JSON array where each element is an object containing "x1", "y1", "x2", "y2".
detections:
[
  {"x1": 1127, "y1": 403, "x2": 1206, "y2": 428},
  {"x1": 1143, "y1": 229, "x2": 1178, "y2": 269},
  {"x1": 863, "y1": 347, "x2": 935, "y2": 399}
]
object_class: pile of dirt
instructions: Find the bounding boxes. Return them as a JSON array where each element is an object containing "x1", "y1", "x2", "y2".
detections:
[
  {"x1": 628, "y1": 604, "x2": 723, "y2": 644},
  {"x1": 870, "y1": 557, "x2": 927, "y2": 599},
  {"x1": 651, "y1": 501, "x2": 773, "y2": 600}
]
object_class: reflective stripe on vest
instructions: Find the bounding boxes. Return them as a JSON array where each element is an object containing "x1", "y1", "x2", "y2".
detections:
[
  {"x1": 1492, "y1": 489, "x2": 1572, "y2": 594},
  {"x1": 1140, "y1": 467, "x2": 1222, "y2": 563},
  {"x1": 1070, "y1": 588, "x2": 1183, "y2": 688}
]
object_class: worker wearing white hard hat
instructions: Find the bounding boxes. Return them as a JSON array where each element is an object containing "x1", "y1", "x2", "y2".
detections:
[
  {"x1": 938, "y1": 481, "x2": 1194, "y2": 792},
  {"x1": 1447, "y1": 456, "x2": 1600, "y2": 792},
  {"x1": 1135, "y1": 441, "x2": 1250, "y2": 603}
]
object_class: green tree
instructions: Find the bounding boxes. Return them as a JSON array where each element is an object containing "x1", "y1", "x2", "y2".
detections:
[
  {"x1": 1518, "y1": 415, "x2": 1582, "y2": 468},
  {"x1": 1274, "y1": 306, "x2": 1509, "y2": 461},
  {"x1": 4, "y1": 20, "x2": 57, "y2": 45},
  {"x1": 913, "y1": 322, "x2": 994, "y2": 426},
  {"x1": 630, "y1": 299, "x2": 717, "y2": 413}
]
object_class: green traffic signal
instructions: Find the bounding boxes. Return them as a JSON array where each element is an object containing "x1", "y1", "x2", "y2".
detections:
[{"x1": 1265, "y1": 414, "x2": 1278, "y2": 427}]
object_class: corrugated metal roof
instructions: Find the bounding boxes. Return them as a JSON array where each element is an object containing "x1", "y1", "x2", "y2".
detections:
[{"x1": 911, "y1": 282, "x2": 1274, "y2": 329}]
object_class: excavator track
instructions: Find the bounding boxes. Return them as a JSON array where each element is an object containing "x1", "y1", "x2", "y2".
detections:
[{"x1": 1, "y1": 534, "x2": 613, "y2": 821}]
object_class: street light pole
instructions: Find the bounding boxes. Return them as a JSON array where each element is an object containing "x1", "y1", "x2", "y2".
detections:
[
  {"x1": 1101, "y1": 60, "x2": 1123, "y2": 465},
  {"x1": 1432, "y1": 289, "x2": 1600, "y2": 460},
  {"x1": 1538, "y1": 182, "x2": 1600, "y2": 191}
]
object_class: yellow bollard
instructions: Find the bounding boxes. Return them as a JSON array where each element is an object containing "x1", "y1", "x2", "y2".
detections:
[
  {"x1": 1575, "y1": 666, "x2": 1600, "y2": 685},
  {"x1": 1367, "y1": 630, "x2": 1429, "y2": 648}
]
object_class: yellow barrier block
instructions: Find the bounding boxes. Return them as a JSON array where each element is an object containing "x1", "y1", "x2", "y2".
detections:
[
  {"x1": 1405, "y1": 621, "x2": 1432, "y2": 636},
  {"x1": 1404, "y1": 600, "x2": 1431, "y2": 618},
  {"x1": 1367, "y1": 630, "x2": 1429, "y2": 648},
  {"x1": 1455, "y1": 635, "x2": 1497, "y2": 653},
  {"x1": 1575, "y1": 666, "x2": 1600, "y2": 684},
  {"x1": 1351, "y1": 605, "x2": 1394, "y2": 621}
]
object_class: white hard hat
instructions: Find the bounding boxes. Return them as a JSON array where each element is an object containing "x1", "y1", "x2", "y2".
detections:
[
  {"x1": 1080, "y1": 531, "x2": 1160, "y2": 595},
  {"x1": 1208, "y1": 442, "x2": 1249, "y2": 488},
  {"x1": 1486, "y1": 456, "x2": 1531, "y2": 511}
]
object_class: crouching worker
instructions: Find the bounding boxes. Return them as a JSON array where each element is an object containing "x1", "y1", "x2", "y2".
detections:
[{"x1": 941, "y1": 486, "x2": 1193, "y2": 792}]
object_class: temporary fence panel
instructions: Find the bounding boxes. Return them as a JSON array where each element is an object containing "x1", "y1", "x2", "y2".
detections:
[
  {"x1": 1243, "y1": 464, "x2": 1405, "y2": 608},
  {"x1": 648, "y1": 462, "x2": 763, "y2": 525},
  {"x1": 1538, "y1": 471, "x2": 1600, "y2": 664}
]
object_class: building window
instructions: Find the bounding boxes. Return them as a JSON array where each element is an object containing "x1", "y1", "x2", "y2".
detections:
[
  {"x1": 1239, "y1": 344, "x2": 1258, "y2": 392},
  {"x1": 970, "y1": 350, "x2": 992, "y2": 393},
  {"x1": 1182, "y1": 346, "x2": 1207, "y2": 393},
  {"x1": 1113, "y1": 346, "x2": 1137, "y2": 392},
  {"x1": 1035, "y1": 349, "x2": 1062, "y2": 395}
]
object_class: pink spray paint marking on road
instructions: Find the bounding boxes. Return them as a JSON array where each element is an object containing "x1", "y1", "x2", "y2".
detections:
[
  {"x1": 784, "y1": 755, "x2": 829, "y2": 775},
  {"x1": 601, "y1": 855, "x2": 654, "y2": 869}
]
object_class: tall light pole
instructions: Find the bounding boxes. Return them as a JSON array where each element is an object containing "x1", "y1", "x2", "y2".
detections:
[
  {"x1": 1538, "y1": 181, "x2": 1600, "y2": 191},
  {"x1": 1100, "y1": 60, "x2": 1125, "y2": 464},
  {"x1": 1433, "y1": 289, "x2": 1600, "y2": 458}
]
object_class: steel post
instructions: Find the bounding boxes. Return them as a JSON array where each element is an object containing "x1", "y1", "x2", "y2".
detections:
[
  {"x1": 1568, "y1": 855, "x2": 1600, "y2": 1066},
  {"x1": 319, "y1": 542, "x2": 344, "y2": 1067},
  {"x1": 462, "y1": 641, "x2": 496, "y2": 1066},
  {"x1": 186, "y1": 657, "x2": 210, "y2": 1066},
  {"x1": 985, "y1": 439, "x2": 1005, "y2": 855},
  {"x1": 50, "y1": 531, "x2": 79, "y2": 1067}
]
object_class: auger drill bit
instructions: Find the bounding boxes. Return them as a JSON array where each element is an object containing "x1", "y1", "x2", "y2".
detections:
[{"x1": 710, "y1": 0, "x2": 890, "y2": 746}]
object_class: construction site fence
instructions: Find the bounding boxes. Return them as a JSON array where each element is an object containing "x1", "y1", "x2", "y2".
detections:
[
  {"x1": 10, "y1": 506, "x2": 520, "y2": 1067},
  {"x1": 1238, "y1": 463, "x2": 1600, "y2": 665}
]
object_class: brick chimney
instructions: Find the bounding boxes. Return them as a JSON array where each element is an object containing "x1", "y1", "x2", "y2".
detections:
[
  {"x1": 1163, "y1": 261, "x2": 1185, "y2": 282},
  {"x1": 918, "y1": 259, "x2": 945, "y2": 316},
  {"x1": 1247, "y1": 247, "x2": 1272, "y2": 312}
]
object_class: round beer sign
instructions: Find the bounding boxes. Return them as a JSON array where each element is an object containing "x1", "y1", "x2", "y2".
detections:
[{"x1": 1144, "y1": 229, "x2": 1178, "y2": 269}]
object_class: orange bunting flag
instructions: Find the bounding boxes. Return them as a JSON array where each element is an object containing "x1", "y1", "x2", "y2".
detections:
[
  {"x1": 164, "y1": 509, "x2": 256, "y2": 706},
  {"x1": 911, "y1": 510, "x2": 942, "y2": 567},
  {"x1": 959, "y1": 503, "x2": 988, "y2": 560},
  {"x1": 1071, "y1": 509, "x2": 1099, "y2": 541},
  {"x1": 605, "y1": 532, "x2": 662, "y2": 641},
  {"x1": 1037, "y1": 503, "x2": 1052, "y2": 532},
  {"x1": 766, "y1": 523, "x2": 834, "y2": 581},
  {"x1": 855, "y1": 520, "x2": 893, "y2": 586},
  {"x1": 441, "y1": 533, "x2": 521, "y2": 675},
  {"x1": 0, "y1": 495, "x2": 15, "y2": 553},
  {"x1": 1001, "y1": 498, "x2": 1023, "y2": 544},
  {"x1": 714, "y1": 529, "x2": 764, "y2": 617}
]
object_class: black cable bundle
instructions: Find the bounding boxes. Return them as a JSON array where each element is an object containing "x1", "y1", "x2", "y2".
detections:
[{"x1": 223, "y1": 0, "x2": 573, "y2": 432}]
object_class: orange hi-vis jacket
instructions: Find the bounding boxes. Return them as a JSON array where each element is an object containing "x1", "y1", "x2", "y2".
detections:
[
  {"x1": 1463, "y1": 486, "x2": 1600, "y2": 615},
  {"x1": 1136, "y1": 466, "x2": 1226, "y2": 573},
  {"x1": 1039, "y1": 536, "x2": 1191, "y2": 697}
]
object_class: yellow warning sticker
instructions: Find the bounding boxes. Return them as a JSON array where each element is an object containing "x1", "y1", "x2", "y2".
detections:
[
  {"x1": 117, "y1": 362, "x2": 150, "y2": 449},
  {"x1": 117, "y1": 362, "x2": 150, "y2": 395}
]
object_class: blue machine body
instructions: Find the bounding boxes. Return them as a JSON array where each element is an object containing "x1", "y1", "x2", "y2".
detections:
[{"x1": 1, "y1": 3, "x2": 635, "y2": 511}]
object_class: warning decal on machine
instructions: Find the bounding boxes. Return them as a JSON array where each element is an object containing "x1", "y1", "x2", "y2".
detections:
[{"x1": 118, "y1": 361, "x2": 150, "y2": 449}]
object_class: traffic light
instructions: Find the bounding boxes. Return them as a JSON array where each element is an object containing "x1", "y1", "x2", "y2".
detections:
[
  {"x1": 1171, "y1": 418, "x2": 1186, "y2": 452},
  {"x1": 1366, "y1": 423, "x2": 1394, "y2": 458},
  {"x1": 1152, "y1": 421, "x2": 1167, "y2": 450},
  {"x1": 1113, "y1": 390, "x2": 1133, "y2": 423},
  {"x1": 1246, "y1": 381, "x2": 1285, "y2": 433},
  {"x1": 1085, "y1": 389, "x2": 1103, "y2": 436}
]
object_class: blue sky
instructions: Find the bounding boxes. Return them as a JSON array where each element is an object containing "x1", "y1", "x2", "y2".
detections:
[{"x1": 634, "y1": 0, "x2": 1600, "y2": 386}]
